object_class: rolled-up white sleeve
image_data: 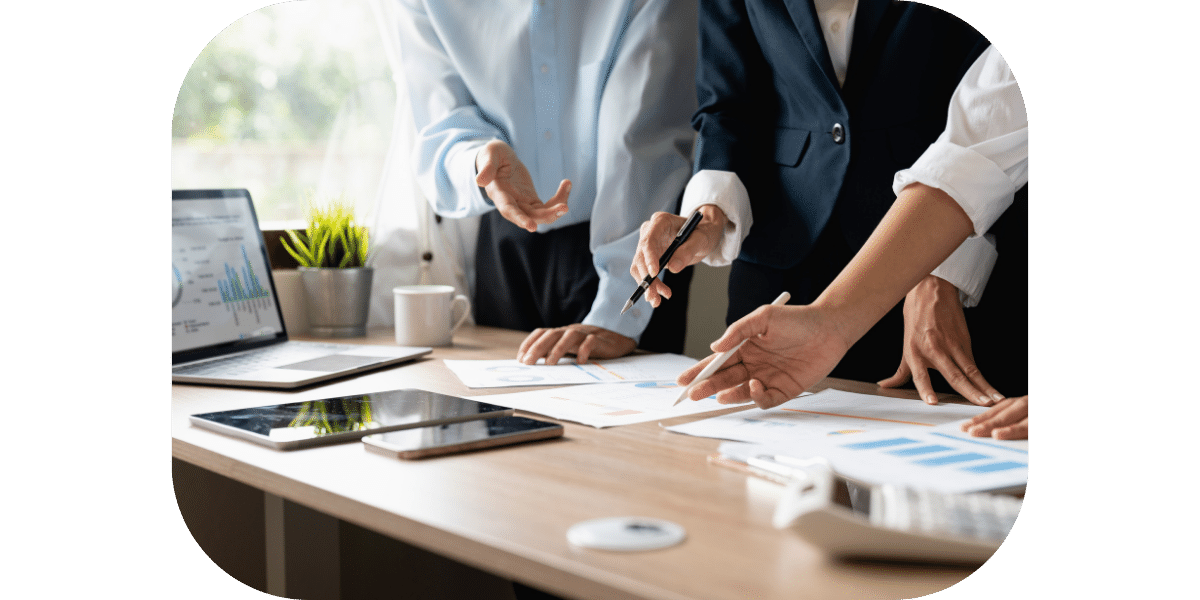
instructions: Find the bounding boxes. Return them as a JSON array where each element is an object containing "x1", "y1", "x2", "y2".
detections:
[
  {"x1": 679, "y1": 169, "x2": 753, "y2": 267},
  {"x1": 893, "y1": 45, "x2": 1028, "y2": 306}
]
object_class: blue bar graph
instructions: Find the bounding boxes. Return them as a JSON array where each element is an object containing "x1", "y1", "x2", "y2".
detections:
[
  {"x1": 843, "y1": 437, "x2": 918, "y2": 450},
  {"x1": 217, "y1": 245, "x2": 270, "y2": 303},
  {"x1": 963, "y1": 461, "x2": 1027, "y2": 473},
  {"x1": 888, "y1": 444, "x2": 954, "y2": 457},
  {"x1": 914, "y1": 452, "x2": 989, "y2": 467}
]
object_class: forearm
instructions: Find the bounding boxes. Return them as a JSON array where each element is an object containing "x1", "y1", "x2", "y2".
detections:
[
  {"x1": 397, "y1": 0, "x2": 503, "y2": 217},
  {"x1": 813, "y1": 183, "x2": 973, "y2": 345}
]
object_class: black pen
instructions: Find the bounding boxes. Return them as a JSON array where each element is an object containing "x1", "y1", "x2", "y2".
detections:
[{"x1": 621, "y1": 210, "x2": 703, "y2": 315}]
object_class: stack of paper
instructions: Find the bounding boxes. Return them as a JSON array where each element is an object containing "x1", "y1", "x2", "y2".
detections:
[
  {"x1": 470, "y1": 381, "x2": 735, "y2": 428},
  {"x1": 444, "y1": 353, "x2": 697, "y2": 388},
  {"x1": 718, "y1": 422, "x2": 1028, "y2": 494},
  {"x1": 666, "y1": 389, "x2": 986, "y2": 443}
]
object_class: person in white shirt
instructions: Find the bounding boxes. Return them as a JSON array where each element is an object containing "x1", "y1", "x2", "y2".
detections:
[
  {"x1": 665, "y1": 44, "x2": 1029, "y2": 439},
  {"x1": 633, "y1": 1, "x2": 1027, "y2": 408}
]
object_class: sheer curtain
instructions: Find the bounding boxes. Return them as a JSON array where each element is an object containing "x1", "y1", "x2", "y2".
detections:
[
  {"x1": 172, "y1": 0, "x2": 476, "y2": 331},
  {"x1": 359, "y1": 0, "x2": 478, "y2": 328}
]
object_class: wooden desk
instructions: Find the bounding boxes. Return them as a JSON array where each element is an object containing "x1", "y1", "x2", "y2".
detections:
[{"x1": 173, "y1": 326, "x2": 977, "y2": 600}]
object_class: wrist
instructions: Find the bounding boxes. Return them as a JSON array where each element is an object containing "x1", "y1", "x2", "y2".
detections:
[
  {"x1": 808, "y1": 295, "x2": 870, "y2": 352},
  {"x1": 695, "y1": 204, "x2": 729, "y2": 229}
]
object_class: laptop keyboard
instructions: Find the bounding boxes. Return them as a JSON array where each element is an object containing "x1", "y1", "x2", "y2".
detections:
[{"x1": 173, "y1": 342, "x2": 353, "y2": 376}]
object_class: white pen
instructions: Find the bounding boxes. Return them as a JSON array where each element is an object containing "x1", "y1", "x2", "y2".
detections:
[{"x1": 672, "y1": 291, "x2": 791, "y2": 406}]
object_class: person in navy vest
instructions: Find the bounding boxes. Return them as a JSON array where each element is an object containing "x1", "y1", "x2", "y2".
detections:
[{"x1": 632, "y1": 0, "x2": 1028, "y2": 411}]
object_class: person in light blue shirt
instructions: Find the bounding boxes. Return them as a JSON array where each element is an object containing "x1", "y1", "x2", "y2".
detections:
[{"x1": 396, "y1": 0, "x2": 698, "y2": 364}]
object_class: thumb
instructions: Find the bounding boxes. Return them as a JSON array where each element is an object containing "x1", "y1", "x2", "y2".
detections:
[
  {"x1": 475, "y1": 148, "x2": 498, "y2": 187},
  {"x1": 545, "y1": 179, "x2": 571, "y2": 210},
  {"x1": 877, "y1": 361, "x2": 912, "y2": 388},
  {"x1": 711, "y1": 310, "x2": 769, "y2": 353}
]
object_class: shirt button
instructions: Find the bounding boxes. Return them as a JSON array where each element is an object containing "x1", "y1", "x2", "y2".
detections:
[
  {"x1": 544, "y1": 131, "x2": 553, "y2": 140},
  {"x1": 831, "y1": 123, "x2": 845, "y2": 144},
  {"x1": 830, "y1": 20, "x2": 842, "y2": 34},
  {"x1": 540, "y1": 64, "x2": 549, "y2": 74}
]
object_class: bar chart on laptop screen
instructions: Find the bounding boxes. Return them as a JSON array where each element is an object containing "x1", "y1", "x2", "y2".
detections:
[{"x1": 172, "y1": 198, "x2": 283, "y2": 352}]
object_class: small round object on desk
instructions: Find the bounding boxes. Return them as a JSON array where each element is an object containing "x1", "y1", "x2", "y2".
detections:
[{"x1": 567, "y1": 517, "x2": 686, "y2": 551}]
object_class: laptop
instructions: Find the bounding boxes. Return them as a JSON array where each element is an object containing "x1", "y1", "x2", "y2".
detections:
[{"x1": 172, "y1": 189, "x2": 431, "y2": 388}]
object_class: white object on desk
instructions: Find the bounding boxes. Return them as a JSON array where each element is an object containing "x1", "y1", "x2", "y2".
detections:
[
  {"x1": 474, "y1": 380, "x2": 730, "y2": 428},
  {"x1": 394, "y1": 284, "x2": 471, "y2": 347},
  {"x1": 673, "y1": 291, "x2": 791, "y2": 405},
  {"x1": 567, "y1": 517, "x2": 687, "y2": 551},
  {"x1": 445, "y1": 353, "x2": 696, "y2": 388},
  {"x1": 770, "y1": 461, "x2": 1020, "y2": 565},
  {"x1": 666, "y1": 388, "x2": 986, "y2": 445}
]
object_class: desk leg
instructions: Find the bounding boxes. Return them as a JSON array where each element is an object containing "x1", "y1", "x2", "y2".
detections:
[
  {"x1": 264, "y1": 493, "x2": 285, "y2": 596},
  {"x1": 277, "y1": 496, "x2": 342, "y2": 600}
]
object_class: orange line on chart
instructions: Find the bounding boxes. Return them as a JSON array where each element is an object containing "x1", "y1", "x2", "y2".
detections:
[
  {"x1": 778, "y1": 408, "x2": 934, "y2": 427},
  {"x1": 589, "y1": 363, "x2": 625, "y2": 380}
]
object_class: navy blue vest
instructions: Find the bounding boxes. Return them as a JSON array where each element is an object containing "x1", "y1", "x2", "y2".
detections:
[{"x1": 693, "y1": 0, "x2": 989, "y2": 268}]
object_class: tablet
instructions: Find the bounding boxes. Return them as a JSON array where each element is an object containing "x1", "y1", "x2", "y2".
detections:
[{"x1": 189, "y1": 388, "x2": 513, "y2": 450}]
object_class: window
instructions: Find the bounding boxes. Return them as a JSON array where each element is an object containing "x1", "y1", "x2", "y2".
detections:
[{"x1": 171, "y1": 0, "x2": 394, "y2": 228}]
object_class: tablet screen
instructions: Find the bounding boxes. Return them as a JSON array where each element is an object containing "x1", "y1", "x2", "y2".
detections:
[{"x1": 190, "y1": 388, "x2": 511, "y2": 448}]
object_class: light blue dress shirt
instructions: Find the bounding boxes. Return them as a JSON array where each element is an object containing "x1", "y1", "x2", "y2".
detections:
[{"x1": 396, "y1": 0, "x2": 698, "y2": 341}]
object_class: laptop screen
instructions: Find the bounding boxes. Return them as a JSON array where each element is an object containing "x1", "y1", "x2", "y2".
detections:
[{"x1": 173, "y1": 189, "x2": 287, "y2": 359}]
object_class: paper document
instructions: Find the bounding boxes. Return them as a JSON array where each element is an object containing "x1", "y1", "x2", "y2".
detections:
[
  {"x1": 667, "y1": 389, "x2": 987, "y2": 445},
  {"x1": 719, "y1": 426, "x2": 1028, "y2": 494},
  {"x1": 444, "y1": 353, "x2": 697, "y2": 388},
  {"x1": 472, "y1": 381, "x2": 733, "y2": 428}
]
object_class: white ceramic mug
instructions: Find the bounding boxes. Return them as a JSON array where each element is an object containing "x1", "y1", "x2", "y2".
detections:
[{"x1": 393, "y1": 285, "x2": 471, "y2": 347}]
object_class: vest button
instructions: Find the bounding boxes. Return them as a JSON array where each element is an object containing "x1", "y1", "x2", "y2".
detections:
[{"x1": 831, "y1": 123, "x2": 845, "y2": 144}]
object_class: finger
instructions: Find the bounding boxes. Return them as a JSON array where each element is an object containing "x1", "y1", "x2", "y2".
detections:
[
  {"x1": 960, "y1": 397, "x2": 1009, "y2": 430},
  {"x1": 677, "y1": 353, "x2": 717, "y2": 386},
  {"x1": 965, "y1": 399, "x2": 1023, "y2": 436},
  {"x1": 877, "y1": 361, "x2": 912, "y2": 388},
  {"x1": 491, "y1": 191, "x2": 538, "y2": 232},
  {"x1": 992, "y1": 419, "x2": 1028, "y2": 440},
  {"x1": 666, "y1": 231, "x2": 718, "y2": 273},
  {"x1": 715, "y1": 383, "x2": 755, "y2": 405},
  {"x1": 928, "y1": 350, "x2": 990, "y2": 406},
  {"x1": 544, "y1": 179, "x2": 571, "y2": 210},
  {"x1": 945, "y1": 344, "x2": 1004, "y2": 404},
  {"x1": 689, "y1": 359, "x2": 751, "y2": 401},
  {"x1": 646, "y1": 280, "x2": 673, "y2": 308},
  {"x1": 908, "y1": 357, "x2": 939, "y2": 405},
  {"x1": 711, "y1": 309, "x2": 771, "y2": 353},
  {"x1": 522, "y1": 329, "x2": 564, "y2": 365},
  {"x1": 546, "y1": 328, "x2": 585, "y2": 365},
  {"x1": 747, "y1": 378, "x2": 791, "y2": 409},
  {"x1": 518, "y1": 328, "x2": 547, "y2": 360},
  {"x1": 525, "y1": 198, "x2": 570, "y2": 225},
  {"x1": 641, "y1": 213, "x2": 681, "y2": 277},
  {"x1": 475, "y1": 149, "x2": 498, "y2": 187},
  {"x1": 576, "y1": 333, "x2": 598, "y2": 364}
]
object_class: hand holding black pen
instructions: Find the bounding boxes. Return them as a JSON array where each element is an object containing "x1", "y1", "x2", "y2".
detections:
[{"x1": 622, "y1": 211, "x2": 703, "y2": 315}]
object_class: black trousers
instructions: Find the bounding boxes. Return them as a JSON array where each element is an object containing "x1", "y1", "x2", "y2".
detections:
[
  {"x1": 727, "y1": 187, "x2": 1028, "y2": 396},
  {"x1": 474, "y1": 211, "x2": 692, "y2": 354}
]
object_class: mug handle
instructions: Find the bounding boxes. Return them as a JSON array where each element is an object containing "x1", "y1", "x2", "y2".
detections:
[{"x1": 450, "y1": 294, "x2": 471, "y2": 332}]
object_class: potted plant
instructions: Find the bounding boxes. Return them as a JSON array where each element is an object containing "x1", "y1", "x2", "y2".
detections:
[{"x1": 280, "y1": 198, "x2": 373, "y2": 337}]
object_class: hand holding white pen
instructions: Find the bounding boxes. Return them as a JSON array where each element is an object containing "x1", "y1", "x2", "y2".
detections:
[{"x1": 673, "y1": 292, "x2": 791, "y2": 406}]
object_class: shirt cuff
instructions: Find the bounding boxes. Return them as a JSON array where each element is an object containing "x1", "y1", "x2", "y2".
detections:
[
  {"x1": 893, "y1": 141, "x2": 1016, "y2": 237},
  {"x1": 447, "y1": 138, "x2": 495, "y2": 212},
  {"x1": 680, "y1": 170, "x2": 752, "y2": 267},
  {"x1": 929, "y1": 234, "x2": 998, "y2": 307},
  {"x1": 581, "y1": 258, "x2": 653, "y2": 343}
]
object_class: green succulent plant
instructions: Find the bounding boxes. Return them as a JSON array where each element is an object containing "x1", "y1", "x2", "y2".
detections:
[{"x1": 280, "y1": 197, "x2": 370, "y2": 268}]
